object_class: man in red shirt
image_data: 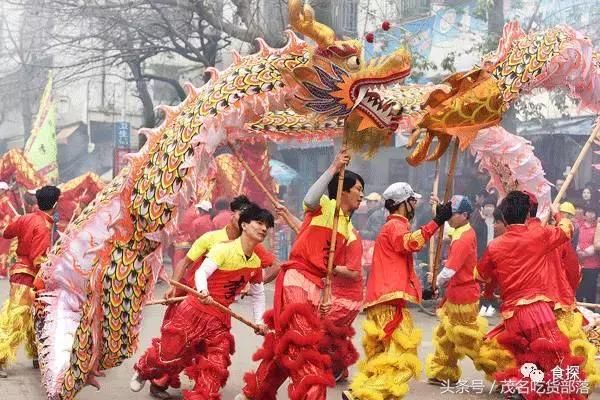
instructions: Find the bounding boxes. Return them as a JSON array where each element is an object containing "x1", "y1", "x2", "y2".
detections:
[
  {"x1": 238, "y1": 149, "x2": 364, "y2": 400},
  {"x1": 0, "y1": 185, "x2": 60, "y2": 378},
  {"x1": 576, "y1": 204, "x2": 600, "y2": 303},
  {"x1": 343, "y1": 182, "x2": 452, "y2": 400},
  {"x1": 477, "y1": 191, "x2": 586, "y2": 398},
  {"x1": 426, "y1": 195, "x2": 488, "y2": 385},
  {"x1": 525, "y1": 194, "x2": 599, "y2": 388},
  {"x1": 131, "y1": 204, "x2": 273, "y2": 400}
]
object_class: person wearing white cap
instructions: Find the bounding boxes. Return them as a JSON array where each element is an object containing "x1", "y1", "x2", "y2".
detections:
[
  {"x1": 344, "y1": 182, "x2": 452, "y2": 400},
  {"x1": 425, "y1": 195, "x2": 489, "y2": 386}
]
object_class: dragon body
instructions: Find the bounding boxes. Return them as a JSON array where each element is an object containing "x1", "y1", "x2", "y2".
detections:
[{"x1": 36, "y1": 1, "x2": 411, "y2": 398}]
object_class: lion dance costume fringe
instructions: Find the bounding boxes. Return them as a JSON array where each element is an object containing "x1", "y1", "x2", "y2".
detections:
[
  {"x1": 0, "y1": 281, "x2": 37, "y2": 366},
  {"x1": 425, "y1": 301, "x2": 489, "y2": 382},
  {"x1": 349, "y1": 304, "x2": 422, "y2": 400}
]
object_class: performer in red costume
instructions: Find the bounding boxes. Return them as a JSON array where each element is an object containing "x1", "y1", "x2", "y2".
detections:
[
  {"x1": 237, "y1": 148, "x2": 364, "y2": 400},
  {"x1": 133, "y1": 196, "x2": 277, "y2": 398},
  {"x1": 524, "y1": 192, "x2": 599, "y2": 387},
  {"x1": 0, "y1": 185, "x2": 60, "y2": 378},
  {"x1": 477, "y1": 191, "x2": 588, "y2": 399},
  {"x1": 343, "y1": 182, "x2": 451, "y2": 400},
  {"x1": 131, "y1": 204, "x2": 273, "y2": 400}
]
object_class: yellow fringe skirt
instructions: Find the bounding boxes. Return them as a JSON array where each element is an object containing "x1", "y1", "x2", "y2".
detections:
[
  {"x1": 0, "y1": 282, "x2": 36, "y2": 366},
  {"x1": 425, "y1": 301, "x2": 488, "y2": 382},
  {"x1": 555, "y1": 309, "x2": 600, "y2": 388},
  {"x1": 349, "y1": 304, "x2": 422, "y2": 400}
]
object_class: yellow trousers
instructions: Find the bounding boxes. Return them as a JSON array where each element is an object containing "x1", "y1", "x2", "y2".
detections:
[
  {"x1": 349, "y1": 304, "x2": 422, "y2": 400},
  {"x1": 0, "y1": 282, "x2": 37, "y2": 366},
  {"x1": 555, "y1": 309, "x2": 600, "y2": 388},
  {"x1": 425, "y1": 301, "x2": 491, "y2": 382}
]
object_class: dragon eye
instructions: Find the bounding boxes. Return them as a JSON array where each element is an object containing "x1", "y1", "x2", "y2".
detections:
[{"x1": 346, "y1": 56, "x2": 361, "y2": 70}]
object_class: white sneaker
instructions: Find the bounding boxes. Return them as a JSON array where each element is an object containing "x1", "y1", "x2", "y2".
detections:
[
  {"x1": 479, "y1": 306, "x2": 487, "y2": 316},
  {"x1": 485, "y1": 306, "x2": 496, "y2": 317},
  {"x1": 129, "y1": 371, "x2": 146, "y2": 392},
  {"x1": 234, "y1": 394, "x2": 250, "y2": 400}
]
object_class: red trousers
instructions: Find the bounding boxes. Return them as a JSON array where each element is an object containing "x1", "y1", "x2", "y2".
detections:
[
  {"x1": 242, "y1": 269, "x2": 335, "y2": 400},
  {"x1": 494, "y1": 302, "x2": 586, "y2": 400},
  {"x1": 320, "y1": 287, "x2": 361, "y2": 380},
  {"x1": 135, "y1": 298, "x2": 234, "y2": 400}
]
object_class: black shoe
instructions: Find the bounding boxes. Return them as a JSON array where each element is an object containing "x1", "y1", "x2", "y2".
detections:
[
  {"x1": 32, "y1": 359, "x2": 39, "y2": 369},
  {"x1": 149, "y1": 383, "x2": 171, "y2": 400}
]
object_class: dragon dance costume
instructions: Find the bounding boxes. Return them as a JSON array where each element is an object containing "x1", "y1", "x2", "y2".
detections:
[
  {"x1": 136, "y1": 225, "x2": 274, "y2": 393},
  {"x1": 134, "y1": 237, "x2": 266, "y2": 400},
  {"x1": 0, "y1": 209, "x2": 53, "y2": 369},
  {"x1": 171, "y1": 205, "x2": 214, "y2": 274},
  {"x1": 426, "y1": 221, "x2": 490, "y2": 384},
  {"x1": 242, "y1": 195, "x2": 354, "y2": 400},
  {"x1": 347, "y1": 190, "x2": 445, "y2": 400},
  {"x1": 476, "y1": 213, "x2": 589, "y2": 399}
]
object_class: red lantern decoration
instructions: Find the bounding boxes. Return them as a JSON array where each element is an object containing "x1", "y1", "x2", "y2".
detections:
[
  {"x1": 365, "y1": 32, "x2": 374, "y2": 43},
  {"x1": 382, "y1": 21, "x2": 391, "y2": 31}
]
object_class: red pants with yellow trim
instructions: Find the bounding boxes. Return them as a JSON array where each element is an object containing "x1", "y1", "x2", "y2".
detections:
[
  {"x1": 494, "y1": 302, "x2": 587, "y2": 400},
  {"x1": 242, "y1": 269, "x2": 335, "y2": 400},
  {"x1": 134, "y1": 298, "x2": 234, "y2": 400},
  {"x1": 0, "y1": 273, "x2": 37, "y2": 366}
]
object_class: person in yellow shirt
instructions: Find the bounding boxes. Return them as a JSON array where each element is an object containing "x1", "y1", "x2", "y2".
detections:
[{"x1": 131, "y1": 204, "x2": 273, "y2": 400}]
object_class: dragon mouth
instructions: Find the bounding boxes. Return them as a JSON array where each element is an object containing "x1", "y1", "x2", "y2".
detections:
[{"x1": 350, "y1": 70, "x2": 411, "y2": 130}]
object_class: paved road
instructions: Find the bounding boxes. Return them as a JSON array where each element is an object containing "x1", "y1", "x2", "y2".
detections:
[{"x1": 0, "y1": 279, "x2": 596, "y2": 399}]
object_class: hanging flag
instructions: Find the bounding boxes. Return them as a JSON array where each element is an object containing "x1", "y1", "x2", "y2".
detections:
[{"x1": 24, "y1": 73, "x2": 59, "y2": 183}]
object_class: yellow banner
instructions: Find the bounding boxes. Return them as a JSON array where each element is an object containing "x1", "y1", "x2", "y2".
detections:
[{"x1": 24, "y1": 73, "x2": 58, "y2": 183}]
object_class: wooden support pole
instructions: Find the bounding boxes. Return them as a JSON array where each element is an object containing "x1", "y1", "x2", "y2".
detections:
[
  {"x1": 228, "y1": 141, "x2": 300, "y2": 234},
  {"x1": 169, "y1": 279, "x2": 261, "y2": 332},
  {"x1": 431, "y1": 139, "x2": 460, "y2": 292}
]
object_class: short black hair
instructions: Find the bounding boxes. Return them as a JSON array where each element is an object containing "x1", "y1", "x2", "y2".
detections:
[
  {"x1": 36, "y1": 185, "x2": 61, "y2": 211},
  {"x1": 327, "y1": 170, "x2": 364, "y2": 199},
  {"x1": 498, "y1": 191, "x2": 530, "y2": 225},
  {"x1": 493, "y1": 207, "x2": 505, "y2": 223},
  {"x1": 583, "y1": 204, "x2": 598, "y2": 215},
  {"x1": 230, "y1": 195, "x2": 251, "y2": 212},
  {"x1": 238, "y1": 204, "x2": 275, "y2": 231},
  {"x1": 529, "y1": 202, "x2": 538, "y2": 217},
  {"x1": 384, "y1": 198, "x2": 401, "y2": 213},
  {"x1": 214, "y1": 197, "x2": 230, "y2": 211}
]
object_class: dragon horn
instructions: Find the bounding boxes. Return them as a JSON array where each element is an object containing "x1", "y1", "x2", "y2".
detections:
[{"x1": 288, "y1": 0, "x2": 335, "y2": 48}]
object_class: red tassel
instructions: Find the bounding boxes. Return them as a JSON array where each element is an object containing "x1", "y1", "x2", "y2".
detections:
[
  {"x1": 365, "y1": 32, "x2": 374, "y2": 43},
  {"x1": 382, "y1": 21, "x2": 391, "y2": 31}
]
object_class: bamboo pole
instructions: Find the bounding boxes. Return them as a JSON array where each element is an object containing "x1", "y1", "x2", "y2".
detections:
[
  {"x1": 577, "y1": 301, "x2": 600, "y2": 310},
  {"x1": 545, "y1": 117, "x2": 600, "y2": 224},
  {"x1": 237, "y1": 170, "x2": 247, "y2": 196},
  {"x1": 169, "y1": 279, "x2": 261, "y2": 332},
  {"x1": 428, "y1": 159, "x2": 441, "y2": 273},
  {"x1": 431, "y1": 139, "x2": 460, "y2": 292},
  {"x1": 322, "y1": 140, "x2": 349, "y2": 308},
  {"x1": 146, "y1": 296, "x2": 186, "y2": 306},
  {"x1": 228, "y1": 141, "x2": 300, "y2": 234}
]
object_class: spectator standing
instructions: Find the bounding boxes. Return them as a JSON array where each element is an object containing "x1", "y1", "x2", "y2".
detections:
[
  {"x1": 576, "y1": 205, "x2": 600, "y2": 303},
  {"x1": 361, "y1": 192, "x2": 386, "y2": 240}
]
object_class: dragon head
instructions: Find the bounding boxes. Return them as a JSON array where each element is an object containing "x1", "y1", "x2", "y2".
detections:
[{"x1": 284, "y1": 0, "x2": 412, "y2": 134}]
